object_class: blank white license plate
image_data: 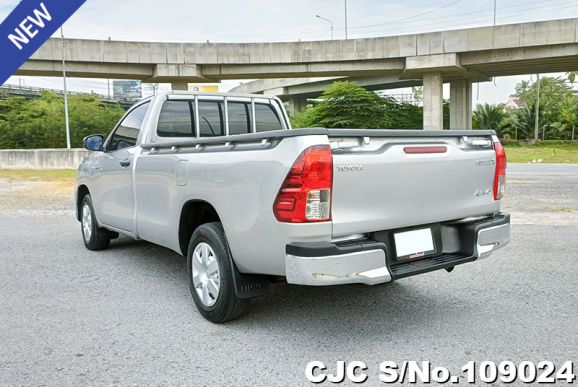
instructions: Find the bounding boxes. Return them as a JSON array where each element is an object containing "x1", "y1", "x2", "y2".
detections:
[{"x1": 394, "y1": 228, "x2": 434, "y2": 258}]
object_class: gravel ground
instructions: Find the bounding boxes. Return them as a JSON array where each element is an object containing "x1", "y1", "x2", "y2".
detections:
[{"x1": 0, "y1": 164, "x2": 577, "y2": 386}]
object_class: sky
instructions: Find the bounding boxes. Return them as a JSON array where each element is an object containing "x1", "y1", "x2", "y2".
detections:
[{"x1": 1, "y1": 0, "x2": 578, "y2": 104}]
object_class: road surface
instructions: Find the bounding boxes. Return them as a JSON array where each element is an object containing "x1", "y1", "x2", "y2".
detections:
[{"x1": 0, "y1": 164, "x2": 577, "y2": 385}]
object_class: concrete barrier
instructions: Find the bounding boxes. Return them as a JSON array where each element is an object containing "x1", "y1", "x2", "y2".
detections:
[{"x1": 0, "y1": 149, "x2": 92, "y2": 169}]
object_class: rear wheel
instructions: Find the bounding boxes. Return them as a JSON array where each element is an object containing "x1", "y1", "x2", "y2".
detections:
[
  {"x1": 187, "y1": 222, "x2": 251, "y2": 323},
  {"x1": 81, "y1": 195, "x2": 113, "y2": 251}
]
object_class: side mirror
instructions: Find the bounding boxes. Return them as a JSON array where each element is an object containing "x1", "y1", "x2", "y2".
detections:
[{"x1": 83, "y1": 134, "x2": 104, "y2": 151}]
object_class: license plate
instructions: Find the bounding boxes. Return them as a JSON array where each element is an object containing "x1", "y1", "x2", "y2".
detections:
[{"x1": 394, "y1": 228, "x2": 435, "y2": 258}]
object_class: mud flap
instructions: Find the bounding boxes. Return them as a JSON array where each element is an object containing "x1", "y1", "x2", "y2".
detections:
[{"x1": 230, "y1": 258, "x2": 269, "y2": 299}]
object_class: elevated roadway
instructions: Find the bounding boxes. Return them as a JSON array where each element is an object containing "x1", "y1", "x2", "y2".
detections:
[{"x1": 17, "y1": 18, "x2": 578, "y2": 129}]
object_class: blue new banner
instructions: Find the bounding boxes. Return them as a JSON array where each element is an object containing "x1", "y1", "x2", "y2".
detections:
[{"x1": 0, "y1": 0, "x2": 86, "y2": 84}]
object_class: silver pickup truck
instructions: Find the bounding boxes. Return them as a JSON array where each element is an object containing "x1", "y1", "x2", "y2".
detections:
[{"x1": 77, "y1": 91, "x2": 510, "y2": 323}]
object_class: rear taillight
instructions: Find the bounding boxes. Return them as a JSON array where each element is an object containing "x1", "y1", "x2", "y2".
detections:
[
  {"x1": 493, "y1": 141, "x2": 507, "y2": 200},
  {"x1": 273, "y1": 145, "x2": 333, "y2": 223}
]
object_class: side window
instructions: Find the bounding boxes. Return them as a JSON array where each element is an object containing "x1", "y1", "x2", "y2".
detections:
[
  {"x1": 157, "y1": 101, "x2": 194, "y2": 137},
  {"x1": 255, "y1": 103, "x2": 283, "y2": 132},
  {"x1": 109, "y1": 102, "x2": 150, "y2": 151},
  {"x1": 198, "y1": 101, "x2": 224, "y2": 137},
  {"x1": 228, "y1": 102, "x2": 251, "y2": 135}
]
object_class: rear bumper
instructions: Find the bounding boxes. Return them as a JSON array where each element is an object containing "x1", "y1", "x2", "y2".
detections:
[
  {"x1": 285, "y1": 213, "x2": 510, "y2": 286},
  {"x1": 475, "y1": 218, "x2": 511, "y2": 259},
  {"x1": 286, "y1": 240, "x2": 392, "y2": 286}
]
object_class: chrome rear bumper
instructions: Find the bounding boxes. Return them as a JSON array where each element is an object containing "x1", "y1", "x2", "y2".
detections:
[
  {"x1": 476, "y1": 221, "x2": 511, "y2": 259},
  {"x1": 285, "y1": 213, "x2": 510, "y2": 286},
  {"x1": 286, "y1": 249, "x2": 391, "y2": 286}
]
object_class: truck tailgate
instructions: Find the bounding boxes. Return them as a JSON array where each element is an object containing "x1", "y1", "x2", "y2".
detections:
[{"x1": 329, "y1": 131, "x2": 500, "y2": 237}]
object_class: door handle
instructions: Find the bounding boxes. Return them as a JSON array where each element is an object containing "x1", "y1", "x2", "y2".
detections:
[{"x1": 119, "y1": 159, "x2": 131, "y2": 167}]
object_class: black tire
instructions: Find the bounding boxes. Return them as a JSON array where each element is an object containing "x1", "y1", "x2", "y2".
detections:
[
  {"x1": 80, "y1": 194, "x2": 112, "y2": 251},
  {"x1": 187, "y1": 222, "x2": 251, "y2": 323}
]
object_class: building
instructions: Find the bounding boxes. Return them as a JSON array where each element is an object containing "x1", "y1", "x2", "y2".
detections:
[{"x1": 504, "y1": 95, "x2": 526, "y2": 110}]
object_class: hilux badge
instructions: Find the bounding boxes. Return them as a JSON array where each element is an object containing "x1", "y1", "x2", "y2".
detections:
[
  {"x1": 337, "y1": 164, "x2": 364, "y2": 172},
  {"x1": 475, "y1": 159, "x2": 495, "y2": 167}
]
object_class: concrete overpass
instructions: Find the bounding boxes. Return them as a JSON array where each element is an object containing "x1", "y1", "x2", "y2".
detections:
[
  {"x1": 231, "y1": 76, "x2": 423, "y2": 113},
  {"x1": 17, "y1": 18, "x2": 578, "y2": 130},
  {"x1": 231, "y1": 76, "x2": 409, "y2": 96}
]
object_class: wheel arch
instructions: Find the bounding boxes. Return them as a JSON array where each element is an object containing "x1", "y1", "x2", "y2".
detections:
[
  {"x1": 178, "y1": 200, "x2": 222, "y2": 256},
  {"x1": 76, "y1": 185, "x2": 90, "y2": 221}
]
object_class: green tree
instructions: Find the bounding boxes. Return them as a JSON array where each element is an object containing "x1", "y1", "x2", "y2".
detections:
[
  {"x1": 514, "y1": 79, "x2": 532, "y2": 96},
  {"x1": 0, "y1": 92, "x2": 125, "y2": 149},
  {"x1": 512, "y1": 77, "x2": 575, "y2": 140},
  {"x1": 517, "y1": 77, "x2": 572, "y2": 110},
  {"x1": 394, "y1": 101, "x2": 423, "y2": 129},
  {"x1": 289, "y1": 108, "x2": 317, "y2": 128},
  {"x1": 308, "y1": 81, "x2": 387, "y2": 128},
  {"x1": 290, "y1": 81, "x2": 425, "y2": 130},
  {"x1": 68, "y1": 94, "x2": 125, "y2": 146},
  {"x1": 0, "y1": 97, "x2": 30, "y2": 148},
  {"x1": 473, "y1": 103, "x2": 508, "y2": 131},
  {"x1": 509, "y1": 106, "x2": 540, "y2": 140},
  {"x1": 558, "y1": 94, "x2": 578, "y2": 140}
]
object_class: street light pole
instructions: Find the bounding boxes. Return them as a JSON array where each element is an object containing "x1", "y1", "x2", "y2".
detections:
[
  {"x1": 315, "y1": 15, "x2": 334, "y2": 40},
  {"x1": 493, "y1": 0, "x2": 497, "y2": 26},
  {"x1": 534, "y1": 73, "x2": 541, "y2": 140},
  {"x1": 344, "y1": 0, "x2": 349, "y2": 39},
  {"x1": 60, "y1": 27, "x2": 71, "y2": 149}
]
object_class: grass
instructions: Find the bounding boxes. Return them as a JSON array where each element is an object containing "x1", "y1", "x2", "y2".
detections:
[
  {"x1": 0, "y1": 169, "x2": 76, "y2": 197},
  {"x1": 504, "y1": 142, "x2": 578, "y2": 164},
  {"x1": 0, "y1": 169, "x2": 76, "y2": 182}
]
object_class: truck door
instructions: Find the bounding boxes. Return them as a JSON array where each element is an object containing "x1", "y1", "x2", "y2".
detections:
[{"x1": 91, "y1": 101, "x2": 150, "y2": 233}]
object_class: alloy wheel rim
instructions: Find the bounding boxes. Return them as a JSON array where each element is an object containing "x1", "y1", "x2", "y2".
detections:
[
  {"x1": 192, "y1": 242, "x2": 221, "y2": 307},
  {"x1": 82, "y1": 204, "x2": 92, "y2": 241}
]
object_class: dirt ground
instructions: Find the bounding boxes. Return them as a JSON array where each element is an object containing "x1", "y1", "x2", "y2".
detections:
[{"x1": 0, "y1": 170, "x2": 75, "y2": 215}]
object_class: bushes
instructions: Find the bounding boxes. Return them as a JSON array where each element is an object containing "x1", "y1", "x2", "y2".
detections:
[{"x1": 0, "y1": 92, "x2": 125, "y2": 149}]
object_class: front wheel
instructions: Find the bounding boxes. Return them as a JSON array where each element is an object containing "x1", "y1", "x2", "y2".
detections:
[
  {"x1": 187, "y1": 222, "x2": 251, "y2": 323},
  {"x1": 80, "y1": 195, "x2": 113, "y2": 251}
]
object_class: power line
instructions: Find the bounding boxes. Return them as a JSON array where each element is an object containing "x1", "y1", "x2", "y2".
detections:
[
  {"x1": 179, "y1": 0, "x2": 573, "y2": 40},
  {"x1": 348, "y1": 0, "x2": 568, "y2": 31},
  {"x1": 347, "y1": 0, "x2": 465, "y2": 30},
  {"x1": 347, "y1": 2, "x2": 578, "y2": 37},
  {"x1": 356, "y1": 1, "x2": 576, "y2": 31}
]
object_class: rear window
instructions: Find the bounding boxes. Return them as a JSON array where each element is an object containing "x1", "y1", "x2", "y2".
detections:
[
  {"x1": 255, "y1": 103, "x2": 283, "y2": 132},
  {"x1": 228, "y1": 102, "x2": 251, "y2": 135},
  {"x1": 157, "y1": 101, "x2": 194, "y2": 137},
  {"x1": 156, "y1": 99, "x2": 283, "y2": 138},
  {"x1": 199, "y1": 101, "x2": 224, "y2": 137}
]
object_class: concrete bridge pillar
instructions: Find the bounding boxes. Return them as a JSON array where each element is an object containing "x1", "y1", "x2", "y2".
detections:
[
  {"x1": 422, "y1": 72, "x2": 444, "y2": 130},
  {"x1": 286, "y1": 97, "x2": 307, "y2": 116},
  {"x1": 171, "y1": 81, "x2": 189, "y2": 91},
  {"x1": 449, "y1": 79, "x2": 473, "y2": 129}
]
